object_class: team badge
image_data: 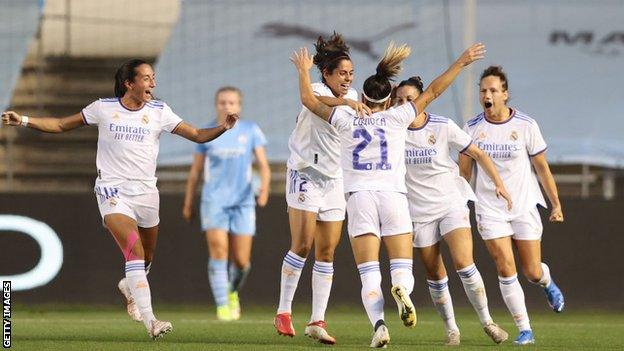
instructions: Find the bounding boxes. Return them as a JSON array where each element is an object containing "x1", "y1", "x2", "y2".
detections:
[
  {"x1": 109, "y1": 198, "x2": 117, "y2": 207},
  {"x1": 298, "y1": 193, "x2": 306, "y2": 203},
  {"x1": 142, "y1": 115, "x2": 149, "y2": 124},
  {"x1": 238, "y1": 134, "x2": 248, "y2": 144},
  {"x1": 428, "y1": 134, "x2": 437, "y2": 145},
  {"x1": 510, "y1": 131, "x2": 518, "y2": 141},
  {"x1": 478, "y1": 132, "x2": 487, "y2": 140}
]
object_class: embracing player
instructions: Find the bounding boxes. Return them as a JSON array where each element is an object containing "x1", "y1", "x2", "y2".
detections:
[
  {"x1": 395, "y1": 77, "x2": 510, "y2": 345},
  {"x1": 1, "y1": 59, "x2": 237, "y2": 340},
  {"x1": 290, "y1": 41, "x2": 485, "y2": 347},
  {"x1": 459, "y1": 66, "x2": 565, "y2": 345}
]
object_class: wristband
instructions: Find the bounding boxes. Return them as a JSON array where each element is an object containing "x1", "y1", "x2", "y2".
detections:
[{"x1": 20, "y1": 116, "x2": 29, "y2": 127}]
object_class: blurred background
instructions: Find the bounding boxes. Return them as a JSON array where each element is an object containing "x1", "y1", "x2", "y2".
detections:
[{"x1": 1, "y1": 0, "x2": 623, "y2": 309}]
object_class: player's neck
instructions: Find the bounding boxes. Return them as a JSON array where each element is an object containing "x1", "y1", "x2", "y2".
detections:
[
  {"x1": 120, "y1": 95, "x2": 145, "y2": 110},
  {"x1": 485, "y1": 106, "x2": 511, "y2": 122}
]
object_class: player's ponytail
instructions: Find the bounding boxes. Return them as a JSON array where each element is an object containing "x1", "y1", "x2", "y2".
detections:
[
  {"x1": 362, "y1": 42, "x2": 411, "y2": 107},
  {"x1": 313, "y1": 32, "x2": 351, "y2": 82},
  {"x1": 114, "y1": 59, "x2": 150, "y2": 98}
]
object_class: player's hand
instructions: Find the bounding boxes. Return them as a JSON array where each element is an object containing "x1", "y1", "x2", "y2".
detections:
[
  {"x1": 1, "y1": 111, "x2": 22, "y2": 126},
  {"x1": 457, "y1": 43, "x2": 486, "y2": 67},
  {"x1": 224, "y1": 113, "x2": 239, "y2": 130},
  {"x1": 256, "y1": 188, "x2": 269, "y2": 207},
  {"x1": 182, "y1": 204, "x2": 193, "y2": 222},
  {"x1": 346, "y1": 99, "x2": 372, "y2": 117},
  {"x1": 549, "y1": 206, "x2": 564, "y2": 222},
  {"x1": 495, "y1": 185, "x2": 513, "y2": 210},
  {"x1": 290, "y1": 47, "x2": 314, "y2": 72}
]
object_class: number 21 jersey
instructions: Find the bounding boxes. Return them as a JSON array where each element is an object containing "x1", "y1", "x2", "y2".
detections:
[{"x1": 329, "y1": 102, "x2": 417, "y2": 193}]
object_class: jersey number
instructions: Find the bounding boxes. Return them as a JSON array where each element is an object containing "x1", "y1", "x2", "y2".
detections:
[{"x1": 352, "y1": 128, "x2": 391, "y2": 170}]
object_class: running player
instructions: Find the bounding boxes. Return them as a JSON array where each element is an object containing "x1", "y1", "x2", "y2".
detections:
[
  {"x1": 459, "y1": 66, "x2": 565, "y2": 346},
  {"x1": 395, "y1": 76, "x2": 510, "y2": 345},
  {"x1": 275, "y1": 33, "x2": 371, "y2": 345},
  {"x1": 291, "y1": 41, "x2": 485, "y2": 347},
  {"x1": 183, "y1": 86, "x2": 270, "y2": 321},
  {"x1": 1, "y1": 59, "x2": 238, "y2": 340}
]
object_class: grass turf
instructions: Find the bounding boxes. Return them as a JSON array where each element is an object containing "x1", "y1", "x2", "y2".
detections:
[{"x1": 9, "y1": 304, "x2": 624, "y2": 350}]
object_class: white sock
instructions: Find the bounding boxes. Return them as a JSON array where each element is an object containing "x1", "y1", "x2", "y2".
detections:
[
  {"x1": 125, "y1": 260, "x2": 156, "y2": 330},
  {"x1": 358, "y1": 261, "x2": 384, "y2": 327},
  {"x1": 389, "y1": 258, "x2": 414, "y2": 294},
  {"x1": 530, "y1": 262, "x2": 552, "y2": 288},
  {"x1": 427, "y1": 277, "x2": 459, "y2": 332},
  {"x1": 457, "y1": 264, "x2": 493, "y2": 326},
  {"x1": 277, "y1": 251, "x2": 306, "y2": 314},
  {"x1": 310, "y1": 261, "x2": 334, "y2": 322},
  {"x1": 499, "y1": 274, "x2": 531, "y2": 331}
]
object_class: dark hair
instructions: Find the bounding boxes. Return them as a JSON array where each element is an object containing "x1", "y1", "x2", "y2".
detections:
[
  {"x1": 480, "y1": 65, "x2": 508, "y2": 91},
  {"x1": 362, "y1": 42, "x2": 411, "y2": 107},
  {"x1": 397, "y1": 76, "x2": 424, "y2": 94},
  {"x1": 313, "y1": 32, "x2": 351, "y2": 83},
  {"x1": 214, "y1": 86, "x2": 243, "y2": 104},
  {"x1": 114, "y1": 59, "x2": 150, "y2": 98}
]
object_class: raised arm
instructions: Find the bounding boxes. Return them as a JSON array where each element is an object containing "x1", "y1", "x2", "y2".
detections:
[
  {"x1": 291, "y1": 47, "x2": 334, "y2": 121},
  {"x1": 463, "y1": 144, "x2": 512, "y2": 210},
  {"x1": 530, "y1": 153, "x2": 563, "y2": 222},
  {"x1": 412, "y1": 43, "x2": 486, "y2": 116},
  {"x1": 317, "y1": 96, "x2": 371, "y2": 116},
  {"x1": 182, "y1": 152, "x2": 205, "y2": 222},
  {"x1": 2, "y1": 111, "x2": 85, "y2": 133},
  {"x1": 174, "y1": 115, "x2": 238, "y2": 143}
]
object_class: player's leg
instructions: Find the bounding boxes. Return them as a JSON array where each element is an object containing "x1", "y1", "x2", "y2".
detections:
[
  {"x1": 513, "y1": 208, "x2": 564, "y2": 313},
  {"x1": 352, "y1": 234, "x2": 389, "y2": 348},
  {"x1": 484, "y1": 236, "x2": 533, "y2": 345},
  {"x1": 384, "y1": 233, "x2": 416, "y2": 328},
  {"x1": 105, "y1": 213, "x2": 170, "y2": 338},
  {"x1": 444, "y1": 226, "x2": 507, "y2": 344},
  {"x1": 205, "y1": 227, "x2": 230, "y2": 321},
  {"x1": 305, "y1": 218, "x2": 341, "y2": 344},
  {"x1": 417, "y1": 243, "x2": 460, "y2": 345},
  {"x1": 275, "y1": 169, "x2": 319, "y2": 336},
  {"x1": 228, "y1": 205, "x2": 255, "y2": 320}
]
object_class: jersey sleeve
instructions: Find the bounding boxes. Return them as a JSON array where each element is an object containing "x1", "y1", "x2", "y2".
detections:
[
  {"x1": 81, "y1": 100, "x2": 101, "y2": 126},
  {"x1": 527, "y1": 121, "x2": 547, "y2": 157},
  {"x1": 448, "y1": 120, "x2": 473, "y2": 153},
  {"x1": 251, "y1": 122, "x2": 267, "y2": 149},
  {"x1": 161, "y1": 103, "x2": 184, "y2": 133},
  {"x1": 328, "y1": 107, "x2": 351, "y2": 133},
  {"x1": 312, "y1": 83, "x2": 331, "y2": 97},
  {"x1": 389, "y1": 102, "x2": 418, "y2": 128}
]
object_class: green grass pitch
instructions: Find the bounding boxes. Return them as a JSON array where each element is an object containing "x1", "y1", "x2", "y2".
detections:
[{"x1": 10, "y1": 305, "x2": 624, "y2": 350}]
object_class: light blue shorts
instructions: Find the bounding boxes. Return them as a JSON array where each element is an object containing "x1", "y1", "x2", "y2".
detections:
[{"x1": 200, "y1": 201, "x2": 256, "y2": 235}]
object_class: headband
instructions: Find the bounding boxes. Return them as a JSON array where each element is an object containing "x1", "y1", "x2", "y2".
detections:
[{"x1": 362, "y1": 90, "x2": 391, "y2": 104}]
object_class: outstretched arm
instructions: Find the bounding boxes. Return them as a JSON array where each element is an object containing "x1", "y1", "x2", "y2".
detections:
[
  {"x1": 463, "y1": 144, "x2": 512, "y2": 210},
  {"x1": 412, "y1": 43, "x2": 486, "y2": 117},
  {"x1": 2, "y1": 111, "x2": 85, "y2": 133},
  {"x1": 174, "y1": 115, "x2": 238, "y2": 143},
  {"x1": 291, "y1": 47, "x2": 334, "y2": 121},
  {"x1": 254, "y1": 146, "x2": 271, "y2": 207}
]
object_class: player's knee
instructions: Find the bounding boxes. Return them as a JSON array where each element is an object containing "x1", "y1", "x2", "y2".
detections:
[
  {"x1": 522, "y1": 264, "x2": 542, "y2": 282},
  {"x1": 208, "y1": 244, "x2": 228, "y2": 260},
  {"x1": 426, "y1": 270, "x2": 446, "y2": 281},
  {"x1": 315, "y1": 246, "x2": 335, "y2": 262},
  {"x1": 290, "y1": 242, "x2": 312, "y2": 257},
  {"x1": 232, "y1": 255, "x2": 250, "y2": 268}
]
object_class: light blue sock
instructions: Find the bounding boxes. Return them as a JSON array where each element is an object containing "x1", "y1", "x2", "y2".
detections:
[
  {"x1": 229, "y1": 263, "x2": 251, "y2": 292},
  {"x1": 208, "y1": 259, "x2": 229, "y2": 307}
]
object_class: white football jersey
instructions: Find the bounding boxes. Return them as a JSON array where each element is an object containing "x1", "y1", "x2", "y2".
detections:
[
  {"x1": 464, "y1": 109, "x2": 547, "y2": 219},
  {"x1": 82, "y1": 98, "x2": 183, "y2": 193},
  {"x1": 330, "y1": 102, "x2": 417, "y2": 193},
  {"x1": 405, "y1": 114, "x2": 476, "y2": 222},
  {"x1": 287, "y1": 82, "x2": 358, "y2": 178}
]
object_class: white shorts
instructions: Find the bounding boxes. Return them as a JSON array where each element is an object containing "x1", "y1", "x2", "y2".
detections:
[
  {"x1": 285, "y1": 167, "x2": 346, "y2": 222},
  {"x1": 94, "y1": 185, "x2": 160, "y2": 228},
  {"x1": 476, "y1": 206, "x2": 543, "y2": 241},
  {"x1": 413, "y1": 205, "x2": 471, "y2": 248},
  {"x1": 346, "y1": 191, "x2": 412, "y2": 238}
]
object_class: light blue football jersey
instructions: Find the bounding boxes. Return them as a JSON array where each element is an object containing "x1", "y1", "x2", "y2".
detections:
[{"x1": 196, "y1": 119, "x2": 267, "y2": 206}]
